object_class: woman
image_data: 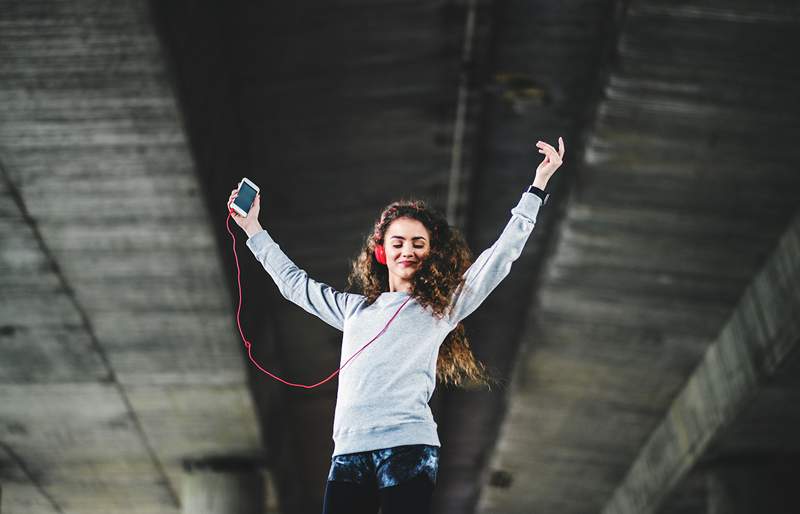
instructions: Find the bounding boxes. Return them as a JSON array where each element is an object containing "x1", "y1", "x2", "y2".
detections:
[{"x1": 228, "y1": 137, "x2": 565, "y2": 514}]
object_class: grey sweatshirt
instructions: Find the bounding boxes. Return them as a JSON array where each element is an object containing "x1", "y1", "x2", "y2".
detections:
[{"x1": 245, "y1": 191, "x2": 544, "y2": 457}]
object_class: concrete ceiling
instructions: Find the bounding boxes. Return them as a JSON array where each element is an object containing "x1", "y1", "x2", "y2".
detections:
[
  {"x1": 1, "y1": 0, "x2": 799, "y2": 513},
  {"x1": 0, "y1": 0, "x2": 262, "y2": 512}
]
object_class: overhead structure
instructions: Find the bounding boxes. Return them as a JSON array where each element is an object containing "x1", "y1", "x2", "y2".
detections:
[{"x1": 1, "y1": 0, "x2": 799, "y2": 513}]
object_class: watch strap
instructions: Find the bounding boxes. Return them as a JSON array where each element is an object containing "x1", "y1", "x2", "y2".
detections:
[{"x1": 526, "y1": 184, "x2": 550, "y2": 205}]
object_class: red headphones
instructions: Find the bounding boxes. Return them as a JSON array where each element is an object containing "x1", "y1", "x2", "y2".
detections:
[{"x1": 374, "y1": 240, "x2": 387, "y2": 265}]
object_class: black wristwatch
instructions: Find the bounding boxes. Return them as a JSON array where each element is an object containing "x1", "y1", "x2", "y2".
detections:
[{"x1": 526, "y1": 184, "x2": 550, "y2": 205}]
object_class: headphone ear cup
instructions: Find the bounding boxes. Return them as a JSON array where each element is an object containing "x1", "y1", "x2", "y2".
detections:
[{"x1": 374, "y1": 244, "x2": 387, "y2": 265}]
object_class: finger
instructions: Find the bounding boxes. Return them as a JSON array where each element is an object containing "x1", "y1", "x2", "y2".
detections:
[
  {"x1": 537, "y1": 140, "x2": 558, "y2": 155},
  {"x1": 542, "y1": 143, "x2": 562, "y2": 164},
  {"x1": 558, "y1": 136, "x2": 565, "y2": 158},
  {"x1": 537, "y1": 145, "x2": 557, "y2": 163},
  {"x1": 539, "y1": 145, "x2": 559, "y2": 163}
]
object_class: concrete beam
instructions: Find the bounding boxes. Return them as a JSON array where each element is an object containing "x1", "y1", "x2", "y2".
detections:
[
  {"x1": 601, "y1": 208, "x2": 800, "y2": 514},
  {"x1": 0, "y1": 0, "x2": 263, "y2": 510}
]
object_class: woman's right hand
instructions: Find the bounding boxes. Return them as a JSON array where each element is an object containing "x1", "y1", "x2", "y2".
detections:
[{"x1": 228, "y1": 188, "x2": 263, "y2": 237}]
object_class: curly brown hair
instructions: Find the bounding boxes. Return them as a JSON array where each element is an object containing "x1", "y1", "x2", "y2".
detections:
[{"x1": 344, "y1": 197, "x2": 500, "y2": 391}]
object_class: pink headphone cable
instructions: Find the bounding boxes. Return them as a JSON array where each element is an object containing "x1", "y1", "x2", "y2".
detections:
[{"x1": 226, "y1": 213, "x2": 412, "y2": 389}]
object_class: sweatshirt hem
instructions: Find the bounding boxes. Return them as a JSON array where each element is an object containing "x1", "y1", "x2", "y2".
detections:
[{"x1": 332, "y1": 421, "x2": 441, "y2": 457}]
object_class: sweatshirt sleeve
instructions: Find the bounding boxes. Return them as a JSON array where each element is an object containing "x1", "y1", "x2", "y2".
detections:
[
  {"x1": 245, "y1": 228, "x2": 363, "y2": 332},
  {"x1": 446, "y1": 191, "x2": 543, "y2": 326}
]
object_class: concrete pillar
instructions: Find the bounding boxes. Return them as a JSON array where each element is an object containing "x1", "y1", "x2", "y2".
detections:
[
  {"x1": 706, "y1": 456, "x2": 800, "y2": 514},
  {"x1": 182, "y1": 457, "x2": 265, "y2": 514}
]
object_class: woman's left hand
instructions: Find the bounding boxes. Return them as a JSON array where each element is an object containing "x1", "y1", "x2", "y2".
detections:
[{"x1": 535, "y1": 137, "x2": 565, "y2": 181}]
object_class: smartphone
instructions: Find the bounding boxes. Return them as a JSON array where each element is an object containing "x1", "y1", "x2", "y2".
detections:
[{"x1": 231, "y1": 178, "x2": 260, "y2": 217}]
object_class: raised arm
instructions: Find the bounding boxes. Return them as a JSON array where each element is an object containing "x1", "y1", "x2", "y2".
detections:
[
  {"x1": 446, "y1": 136, "x2": 564, "y2": 326},
  {"x1": 228, "y1": 186, "x2": 362, "y2": 331},
  {"x1": 245, "y1": 228, "x2": 363, "y2": 331},
  {"x1": 446, "y1": 189, "x2": 545, "y2": 325}
]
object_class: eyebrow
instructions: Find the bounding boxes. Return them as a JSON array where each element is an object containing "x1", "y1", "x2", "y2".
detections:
[{"x1": 389, "y1": 236, "x2": 427, "y2": 241}]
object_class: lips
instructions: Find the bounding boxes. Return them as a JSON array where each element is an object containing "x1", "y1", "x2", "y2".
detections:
[{"x1": 398, "y1": 261, "x2": 417, "y2": 266}]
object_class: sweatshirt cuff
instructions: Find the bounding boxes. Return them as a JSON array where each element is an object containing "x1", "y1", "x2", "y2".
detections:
[
  {"x1": 246, "y1": 228, "x2": 273, "y2": 250},
  {"x1": 512, "y1": 191, "x2": 543, "y2": 225}
]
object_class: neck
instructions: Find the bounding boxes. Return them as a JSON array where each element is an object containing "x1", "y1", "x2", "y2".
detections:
[{"x1": 388, "y1": 276, "x2": 413, "y2": 293}]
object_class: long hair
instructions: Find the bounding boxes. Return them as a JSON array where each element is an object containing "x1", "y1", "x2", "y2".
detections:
[{"x1": 345, "y1": 197, "x2": 500, "y2": 390}]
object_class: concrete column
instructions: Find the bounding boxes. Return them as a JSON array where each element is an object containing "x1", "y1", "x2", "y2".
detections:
[
  {"x1": 182, "y1": 457, "x2": 265, "y2": 514},
  {"x1": 706, "y1": 456, "x2": 800, "y2": 514}
]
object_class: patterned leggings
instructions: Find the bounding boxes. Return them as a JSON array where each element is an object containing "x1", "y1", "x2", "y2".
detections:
[{"x1": 322, "y1": 444, "x2": 439, "y2": 514}]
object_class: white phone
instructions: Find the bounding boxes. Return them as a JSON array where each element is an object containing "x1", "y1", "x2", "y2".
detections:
[{"x1": 231, "y1": 177, "x2": 260, "y2": 217}]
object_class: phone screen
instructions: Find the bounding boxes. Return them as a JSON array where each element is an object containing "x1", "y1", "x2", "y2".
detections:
[{"x1": 234, "y1": 182, "x2": 258, "y2": 213}]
